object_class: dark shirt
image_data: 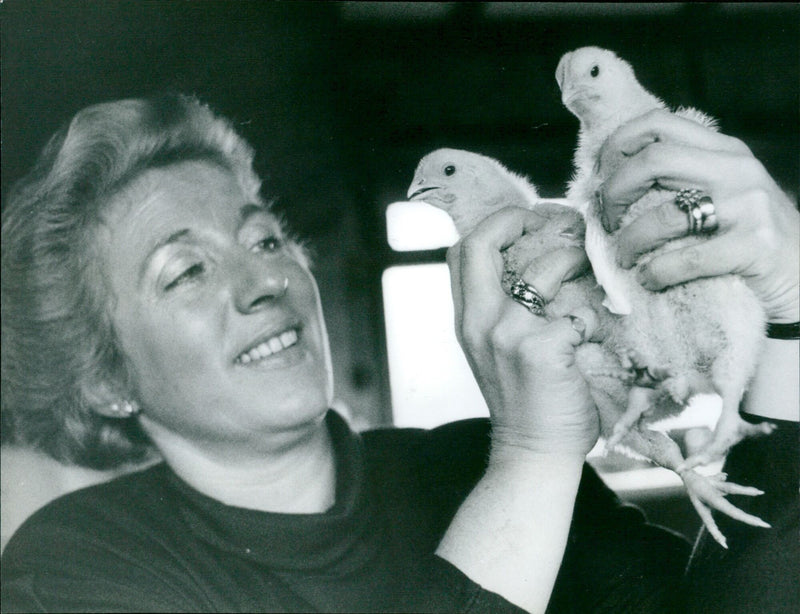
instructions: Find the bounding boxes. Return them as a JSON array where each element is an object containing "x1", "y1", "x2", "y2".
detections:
[{"x1": 1, "y1": 411, "x2": 689, "y2": 613}]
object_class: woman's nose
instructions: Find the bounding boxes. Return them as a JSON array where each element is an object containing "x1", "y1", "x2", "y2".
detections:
[{"x1": 231, "y1": 255, "x2": 289, "y2": 314}]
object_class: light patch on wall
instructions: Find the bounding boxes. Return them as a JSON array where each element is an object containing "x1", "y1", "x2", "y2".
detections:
[
  {"x1": 385, "y1": 201, "x2": 459, "y2": 252},
  {"x1": 382, "y1": 263, "x2": 488, "y2": 428}
]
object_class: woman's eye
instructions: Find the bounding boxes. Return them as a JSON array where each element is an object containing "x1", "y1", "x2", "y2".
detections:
[
  {"x1": 164, "y1": 263, "x2": 205, "y2": 291},
  {"x1": 590, "y1": 65, "x2": 600, "y2": 78},
  {"x1": 444, "y1": 165, "x2": 456, "y2": 176},
  {"x1": 254, "y1": 236, "x2": 283, "y2": 253}
]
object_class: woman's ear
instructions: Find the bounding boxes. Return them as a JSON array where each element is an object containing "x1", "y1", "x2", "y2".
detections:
[{"x1": 80, "y1": 378, "x2": 140, "y2": 419}]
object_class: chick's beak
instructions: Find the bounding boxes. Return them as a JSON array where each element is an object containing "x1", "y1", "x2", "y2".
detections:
[{"x1": 407, "y1": 176, "x2": 438, "y2": 200}]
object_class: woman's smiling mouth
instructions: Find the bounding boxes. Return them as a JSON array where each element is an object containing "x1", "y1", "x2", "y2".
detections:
[{"x1": 236, "y1": 328, "x2": 299, "y2": 365}]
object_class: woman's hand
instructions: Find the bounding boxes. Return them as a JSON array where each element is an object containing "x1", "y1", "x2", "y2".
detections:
[
  {"x1": 597, "y1": 109, "x2": 799, "y2": 323},
  {"x1": 447, "y1": 206, "x2": 600, "y2": 458}
]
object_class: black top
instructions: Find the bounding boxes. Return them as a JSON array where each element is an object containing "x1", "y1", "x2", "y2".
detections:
[{"x1": 1, "y1": 411, "x2": 689, "y2": 613}]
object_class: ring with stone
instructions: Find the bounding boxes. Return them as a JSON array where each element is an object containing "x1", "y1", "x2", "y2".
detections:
[
  {"x1": 508, "y1": 277, "x2": 547, "y2": 317},
  {"x1": 675, "y1": 188, "x2": 719, "y2": 235}
]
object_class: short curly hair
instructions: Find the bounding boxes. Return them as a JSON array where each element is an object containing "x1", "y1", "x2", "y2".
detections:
[{"x1": 1, "y1": 94, "x2": 265, "y2": 469}]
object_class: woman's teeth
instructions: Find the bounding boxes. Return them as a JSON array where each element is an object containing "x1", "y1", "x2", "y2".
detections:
[{"x1": 238, "y1": 329, "x2": 298, "y2": 364}]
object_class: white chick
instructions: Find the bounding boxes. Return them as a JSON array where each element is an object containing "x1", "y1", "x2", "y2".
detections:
[
  {"x1": 557, "y1": 47, "x2": 774, "y2": 499},
  {"x1": 408, "y1": 148, "x2": 770, "y2": 547},
  {"x1": 407, "y1": 148, "x2": 542, "y2": 236}
]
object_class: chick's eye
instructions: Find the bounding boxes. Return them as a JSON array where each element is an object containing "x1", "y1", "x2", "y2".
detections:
[
  {"x1": 590, "y1": 65, "x2": 600, "y2": 78},
  {"x1": 444, "y1": 165, "x2": 456, "y2": 176},
  {"x1": 165, "y1": 263, "x2": 205, "y2": 291},
  {"x1": 254, "y1": 235, "x2": 283, "y2": 253}
]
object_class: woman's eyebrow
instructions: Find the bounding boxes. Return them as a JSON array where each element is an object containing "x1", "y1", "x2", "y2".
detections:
[
  {"x1": 238, "y1": 203, "x2": 273, "y2": 227},
  {"x1": 140, "y1": 228, "x2": 192, "y2": 281}
]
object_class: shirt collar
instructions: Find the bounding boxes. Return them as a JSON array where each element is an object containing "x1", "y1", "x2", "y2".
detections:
[{"x1": 169, "y1": 410, "x2": 384, "y2": 572}]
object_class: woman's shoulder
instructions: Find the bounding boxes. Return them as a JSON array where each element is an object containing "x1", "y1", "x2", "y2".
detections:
[
  {"x1": 359, "y1": 419, "x2": 492, "y2": 503},
  {"x1": 361, "y1": 418, "x2": 492, "y2": 469},
  {"x1": 362, "y1": 417, "x2": 491, "y2": 447},
  {"x1": 0, "y1": 462, "x2": 219, "y2": 612},
  {"x1": 2, "y1": 462, "x2": 175, "y2": 559}
]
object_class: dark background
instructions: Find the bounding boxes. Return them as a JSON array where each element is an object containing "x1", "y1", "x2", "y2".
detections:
[{"x1": 3, "y1": 1, "x2": 798, "y2": 539}]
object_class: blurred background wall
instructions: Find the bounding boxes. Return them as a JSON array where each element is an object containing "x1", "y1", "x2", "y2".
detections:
[{"x1": 2, "y1": 1, "x2": 798, "y2": 545}]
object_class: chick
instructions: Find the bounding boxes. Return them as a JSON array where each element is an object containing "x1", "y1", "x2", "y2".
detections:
[
  {"x1": 557, "y1": 47, "x2": 774, "y2": 479},
  {"x1": 408, "y1": 149, "x2": 769, "y2": 547},
  {"x1": 407, "y1": 148, "x2": 610, "y2": 332}
]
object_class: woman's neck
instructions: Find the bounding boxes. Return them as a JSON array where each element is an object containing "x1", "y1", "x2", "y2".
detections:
[{"x1": 144, "y1": 417, "x2": 337, "y2": 514}]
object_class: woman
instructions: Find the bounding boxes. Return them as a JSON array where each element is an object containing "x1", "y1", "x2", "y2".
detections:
[
  {"x1": 0, "y1": 94, "x2": 693, "y2": 613},
  {"x1": 595, "y1": 109, "x2": 799, "y2": 613}
]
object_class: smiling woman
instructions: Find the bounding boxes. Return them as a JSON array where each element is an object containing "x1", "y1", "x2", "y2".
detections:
[
  {"x1": 95, "y1": 159, "x2": 336, "y2": 491},
  {"x1": 1, "y1": 94, "x2": 693, "y2": 613}
]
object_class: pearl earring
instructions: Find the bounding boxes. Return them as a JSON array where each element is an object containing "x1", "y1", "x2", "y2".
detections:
[{"x1": 110, "y1": 400, "x2": 139, "y2": 416}]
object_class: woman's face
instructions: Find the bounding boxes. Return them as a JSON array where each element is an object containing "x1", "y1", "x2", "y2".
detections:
[{"x1": 96, "y1": 159, "x2": 333, "y2": 455}]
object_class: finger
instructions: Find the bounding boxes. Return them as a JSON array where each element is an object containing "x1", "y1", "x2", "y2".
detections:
[
  {"x1": 618, "y1": 190, "x2": 775, "y2": 270},
  {"x1": 600, "y1": 109, "x2": 751, "y2": 165},
  {"x1": 535, "y1": 316, "x2": 588, "y2": 366},
  {"x1": 635, "y1": 232, "x2": 752, "y2": 291},
  {"x1": 530, "y1": 200, "x2": 576, "y2": 219},
  {"x1": 600, "y1": 144, "x2": 749, "y2": 230},
  {"x1": 565, "y1": 315, "x2": 587, "y2": 346},
  {"x1": 518, "y1": 247, "x2": 590, "y2": 301},
  {"x1": 532, "y1": 201, "x2": 586, "y2": 241},
  {"x1": 615, "y1": 197, "x2": 693, "y2": 268},
  {"x1": 459, "y1": 208, "x2": 553, "y2": 326},
  {"x1": 462, "y1": 207, "x2": 553, "y2": 287},
  {"x1": 565, "y1": 306, "x2": 599, "y2": 343}
]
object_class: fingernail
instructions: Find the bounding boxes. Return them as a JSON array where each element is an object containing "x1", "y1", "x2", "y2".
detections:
[
  {"x1": 568, "y1": 315, "x2": 587, "y2": 344},
  {"x1": 569, "y1": 315, "x2": 586, "y2": 332},
  {"x1": 636, "y1": 265, "x2": 656, "y2": 290}
]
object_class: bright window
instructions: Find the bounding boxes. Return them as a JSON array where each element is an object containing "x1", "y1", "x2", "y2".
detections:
[
  {"x1": 385, "y1": 201, "x2": 458, "y2": 252},
  {"x1": 382, "y1": 263, "x2": 488, "y2": 428}
]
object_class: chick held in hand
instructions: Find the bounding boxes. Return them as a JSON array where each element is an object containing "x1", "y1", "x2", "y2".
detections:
[
  {"x1": 407, "y1": 149, "x2": 606, "y2": 328},
  {"x1": 557, "y1": 46, "x2": 773, "y2": 545},
  {"x1": 409, "y1": 147, "x2": 770, "y2": 548}
]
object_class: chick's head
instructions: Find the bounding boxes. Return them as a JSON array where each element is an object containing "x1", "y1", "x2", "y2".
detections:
[
  {"x1": 556, "y1": 46, "x2": 640, "y2": 126},
  {"x1": 406, "y1": 149, "x2": 509, "y2": 232}
]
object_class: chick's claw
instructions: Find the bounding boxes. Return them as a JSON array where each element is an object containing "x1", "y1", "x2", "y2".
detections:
[{"x1": 681, "y1": 470, "x2": 770, "y2": 549}]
